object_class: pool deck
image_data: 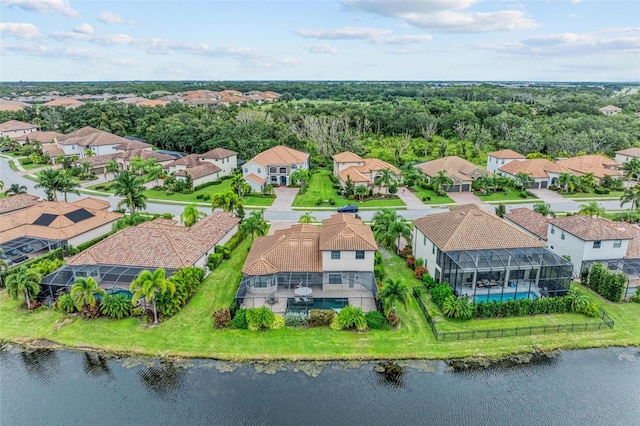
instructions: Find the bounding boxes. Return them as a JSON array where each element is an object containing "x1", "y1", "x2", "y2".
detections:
[{"x1": 241, "y1": 288, "x2": 377, "y2": 314}]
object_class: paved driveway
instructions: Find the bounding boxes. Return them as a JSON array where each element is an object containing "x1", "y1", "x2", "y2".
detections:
[
  {"x1": 397, "y1": 188, "x2": 428, "y2": 209},
  {"x1": 446, "y1": 191, "x2": 483, "y2": 205},
  {"x1": 268, "y1": 187, "x2": 299, "y2": 211},
  {"x1": 528, "y1": 188, "x2": 568, "y2": 204}
]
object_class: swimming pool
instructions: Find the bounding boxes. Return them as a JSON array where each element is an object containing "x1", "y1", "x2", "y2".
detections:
[
  {"x1": 287, "y1": 297, "x2": 349, "y2": 313},
  {"x1": 473, "y1": 292, "x2": 537, "y2": 303}
]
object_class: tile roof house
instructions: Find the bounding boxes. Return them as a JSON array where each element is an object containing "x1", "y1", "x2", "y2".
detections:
[
  {"x1": 164, "y1": 147, "x2": 237, "y2": 187},
  {"x1": 486, "y1": 149, "x2": 526, "y2": 174},
  {"x1": 42, "y1": 98, "x2": 84, "y2": 108},
  {"x1": 0, "y1": 120, "x2": 40, "y2": 138},
  {"x1": 555, "y1": 155, "x2": 622, "y2": 182},
  {"x1": 242, "y1": 145, "x2": 310, "y2": 192},
  {"x1": 55, "y1": 126, "x2": 133, "y2": 157},
  {"x1": 498, "y1": 158, "x2": 569, "y2": 189},
  {"x1": 547, "y1": 215, "x2": 632, "y2": 276},
  {"x1": 237, "y1": 214, "x2": 379, "y2": 313},
  {"x1": 415, "y1": 156, "x2": 489, "y2": 192},
  {"x1": 412, "y1": 204, "x2": 572, "y2": 300},
  {"x1": 0, "y1": 194, "x2": 41, "y2": 216},
  {"x1": 12, "y1": 130, "x2": 63, "y2": 146},
  {"x1": 0, "y1": 197, "x2": 122, "y2": 255},
  {"x1": 614, "y1": 147, "x2": 640, "y2": 164},
  {"x1": 332, "y1": 151, "x2": 402, "y2": 189},
  {"x1": 600, "y1": 105, "x2": 622, "y2": 116},
  {"x1": 504, "y1": 207, "x2": 549, "y2": 240}
]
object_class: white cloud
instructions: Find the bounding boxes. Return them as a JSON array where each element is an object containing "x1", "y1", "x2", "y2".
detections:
[
  {"x1": 342, "y1": 0, "x2": 538, "y2": 33},
  {"x1": 0, "y1": 22, "x2": 41, "y2": 40},
  {"x1": 296, "y1": 26, "x2": 391, "y2": 40},
  {"x1": 301, "y1": 43, "x2": 337, "y2": 54},
  {"x1": 93, "y1": 34, "x2": 136, "y2": 46},
  {"x1": 97, "y1": 11, "x2": 134, "y2": 25},
  {"x1": 73, "y1": 23, "x2": 94, "y2": 35},
  {"x1": 374, "y1": 34, "x2": 432, "y2": 44},
  {"x1": 1, "y1": 0, "x2": 78, "y2": 17}
]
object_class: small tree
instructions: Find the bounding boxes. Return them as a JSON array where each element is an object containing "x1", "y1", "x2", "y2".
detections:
[
  {"x1": 376, "y1": 278, "x2": 409, "y2": 317},
  {"x1": 298, "y1": 212, "x2": 316, "y2": 224},
  {"x1": 180, "y1": 204, "x2": 206, "y2": 227},
  {"x1": 240, "y1": 209, "x2": 268, "y2": 240},
  {"x1": 70, "y1": 276, "x2": 105, "y2": 312},
  {"x1": 5, "y1": 266, "x2": 41, "y2": 309},
  {"x1": 495, "y1": 203, "x2": 506, "y2": 218}
]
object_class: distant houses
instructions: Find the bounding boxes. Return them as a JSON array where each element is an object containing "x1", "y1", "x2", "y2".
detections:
[
  {"x1": 0, "y1": 120, "x2": 40, "y2": 138},
  {"x1": 164, "y1": 148, "x2": 238, "y2": 187},
  {"x1": 599, "y1": 105, "x2": 622, "y2": 116}
]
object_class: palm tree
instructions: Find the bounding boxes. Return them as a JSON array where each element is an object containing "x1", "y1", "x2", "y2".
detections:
[
  {"x1": 372, "y1": 209, "x2": 412, "y2": 253},
  {"x1": 230, "y1": 173, "x2": 251, "y2": 198},
  {"x1": 130, "y1": 156, "x2": 146, "y2": 176},
  {"x1": 374, "y1": 167, "x2": 396, "y2": 195},
  {"x1": 112, "y1": 171, "x2": 147, "y2": 215},
  {"x1": 106, "y1": 160, "x2": 120, "y2": 180},
  {"x1": 514, "y1": 172, "x2": 533, "y2": 191},
  {"x1": 578, "y1": 201, "x2": 604, "y2": 217},
  {"x1": 211, "y1": 191, "x2": 244, "y2": 216},
  {"x1": 621, "y1": 184, "x2": 640, "y2": 210},
  {"x1": 430, "y1": 170, "x2": 453, "y2": 193},
  {"x1": 112, "y1": 213, "x2": 150, "y2": 231},
  {"x1": 579, "y1": 172, "x2": 597, "y2": 192},
  {"x1": 4, "y1": 183, "x2": 27, "y2": 196},
  {"x1": 144, "y1": 159, "x2": 163, "y2": 186},
  {"x1": 130, "y1": 268, "x2": 175, "y2": 325},
  {"x1": 5, "y1": 266, "x2": 41, "y2": 309},
  {"x1": 81, "y1": 161, "x2": 92, "y2": 179},
  {"x1": 621, "y1": 158, "x2": 640, "y2": 181},
  {"x1": 180, "y1": 204, "x2": 206, "y2": 227},
  {"x1": 70, "y1": 276, "x2": 106, "y2": 312},
  {"x1": 240, "y1": 209, "x2": 268, "y2": 240},
  {"x1": 290, "y1": 169, "x2": 311, "y2": 192},
  {"x1": 298, "y1": 212, "x2": 316, "y2": 224},
  {"x1": 557, "y1": 172, "x2": 579, "y2": 193},
  {"x1": 355, "y1": 184, "x2": 368, "y2": 201},
  {"x1": 533, "y1": 203, "x2": 556, "y2": 218},
  {"x1": 472, "y1": 175, "x2": 494, "y2": 194},
  {"x1": 36, "y1": 168, "x2": 61, "y2": 201},
  {"x1": 57, "y1": 171, "x2": 80, "y2": 202},
  {"x1": 376, "y1": 278, "x2": 409, "y2": 316}
]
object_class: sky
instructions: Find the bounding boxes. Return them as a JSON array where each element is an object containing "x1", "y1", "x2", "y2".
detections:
[{"x1": 1, "y1": 0, "x2": 639, "y2": 82}]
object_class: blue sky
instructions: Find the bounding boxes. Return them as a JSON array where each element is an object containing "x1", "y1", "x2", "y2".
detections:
[{"x1": 1, "y1": 0, "x2": 639, "y2": 81}]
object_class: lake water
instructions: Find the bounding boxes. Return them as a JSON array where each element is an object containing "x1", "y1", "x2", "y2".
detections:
[{"x1": 1, "y1": 346, "x2": 639, "y2": 425}]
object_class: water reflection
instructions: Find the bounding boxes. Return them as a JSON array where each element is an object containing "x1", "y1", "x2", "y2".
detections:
[
  {"x1": 20, "y1": 349, "x2": 59, "y2": 384},
  {"x1": 82, "y1": 352, "x2": 113, "y2": 379},
  {"x1": 137, "y1": 360, "x2": 185, "y2": 399},
  {"x1": 373, "y1": 361, "x2": 406, "y2": 388}
]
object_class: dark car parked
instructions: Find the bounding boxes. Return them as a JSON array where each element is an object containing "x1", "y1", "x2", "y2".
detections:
[{"x1": 337, "y1": 204, "x2": 358, "y2": 213}]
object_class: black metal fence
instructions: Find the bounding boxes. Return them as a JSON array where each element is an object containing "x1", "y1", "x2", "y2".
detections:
[{"x1": 412, "y1": 288, "x2": 615, "y2": 342}]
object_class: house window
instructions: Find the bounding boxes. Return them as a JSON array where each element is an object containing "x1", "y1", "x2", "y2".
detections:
[
  {"x1": 328, "y1": 274, "x2": 342, "y2": 284},
  {"x1": 432, "y1": 244, "x2": 436, "y2": 255},
  {"x1": 269, "y1": 167, "x2": 277, "y2": 174},
  {"x1": 291, "y1": 165, "x2": 297, "y2": 170},
  {"x1": 561, "y1": 231, "x2": 565, "y2": 240},
  {"x1": 243, "y1": 168, "x2": 248, "y2": 173},
  {"x1": 257, "y1": 168, "x2": 262, "y2": 173},
  {"x1": 270, "y1": 176, "x2": 277, "y2": 182},
  {"x1": 551, "y1": 226, "x2": 555, "y2": 235},
  {"x1": 423, "y1": 235, "x2": 427, "y2": 246},
  {"x1": 331, "y1": 251, "x2": 340, "y2": 260},
  {"x1": 593, "y1": 241, "x2": 601, "y2": 249},
  {"x1": 355, "y1": 251, "x2": 365, "y2": 260},
  {"x1": 279, "y1": 167, "x2": 287, "y2": 174},
  {"x1": 614, "y1": 240, "x2": 622, "y2": 248}
]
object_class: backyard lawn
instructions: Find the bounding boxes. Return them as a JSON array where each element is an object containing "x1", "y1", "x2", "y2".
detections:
[
  {"x1": 409, "y1": 186, "x2": 455, "y2": 205},
  {"x1": 293, "y1": 169, "x2": 405, "y2": 208}
]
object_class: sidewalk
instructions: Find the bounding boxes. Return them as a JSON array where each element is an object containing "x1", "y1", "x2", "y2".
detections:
[{"x1": 396, "y1": 188, "x2": 428, "y2": 210}]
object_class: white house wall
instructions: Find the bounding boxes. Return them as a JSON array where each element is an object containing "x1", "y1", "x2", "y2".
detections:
[
  {"x1": 487, "y1": 156, "x2": 522, "y2": 174},
  {"x1": 67, "y1": 221, "x2": 119, "y2": 247},
  {"x1": 412, "y1": 227, "x2": 439, "y2": 277},
  {"x1": 321, "y1": 250, "x2": 374, "y2": 272},
  {"x1": 615, "y1": 154, "x2": 635, "y2": 163},
  {"x1": 202, "y1": 155, "x2": 237, "y2": 176}
]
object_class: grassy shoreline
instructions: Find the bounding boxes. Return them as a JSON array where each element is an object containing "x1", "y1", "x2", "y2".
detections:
[{"x1": 1, "y1": 239, "x2": 639, "y2": 361}]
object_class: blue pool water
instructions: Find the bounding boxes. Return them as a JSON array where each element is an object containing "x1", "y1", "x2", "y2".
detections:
[
  {"x1": 287, "y1": 297, "x2": 349, "y2": 312},
  {"x1": 474, "y1": 292, "x2": 537, "y2": 303},
  {"x1": 98, "y1": 288, "x2": 133, "y2": 300}
]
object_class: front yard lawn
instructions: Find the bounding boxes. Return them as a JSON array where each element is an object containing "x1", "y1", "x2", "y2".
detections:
[
  {"x1": 476, "y1": 187, "x2": 537, "y2": 202},
  {"x1": 293, "y1": 169, "x2": 405, "y2": 208},
  {"x1": 409, "y1": 186, "x2": 455, "y2": 205},
  {"x1": 18, "y1": 158, "x2": 49, "y2": 170},
  {"x1": 561, "y1": 190, "x2": 624, "y2": 199}
]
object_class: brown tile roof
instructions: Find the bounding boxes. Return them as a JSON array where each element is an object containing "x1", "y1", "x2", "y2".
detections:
[
  {"x1": 0, "y1": 194, "x2": 41, "y2": 215},
  {"x1": 415, "y1": 156, "x2": 488, "y2": 183},
  {"x1": 615, "y1": 147, "x2": 640, "y2": 158},
  {"x1": 41, "y1": 144, "x2": 65, "y2": 158},
  {"x1": 0, "y1": 198, "x2": 122, "y2": 243},
  {"x1": 219, "y1": 96, "x2": 248, "y2": 103},
  {"x1": 245, "y1": 174, "x2": 267, "y2": 185},
  {"x1": 555, "y1": 155, "x2": 622, "y2": 179},
  {"x1": 42, "y1": 98, "x2": 84, "y2": 108},
  {"x1": 113, "y1": 139, "x2": 152, "y2": 151},
  {"x1": 504, "y1": 207, "x2": 549, "y2": 240},
  {"x1": 166, "y1": 154, "x2": 201, "y2": 168},
  {"x1": 0, "y1": 104, "x2": 23, "y2": 112},
  {"x1": 548, "y1": 216, "x2": 632, "y2": 241},
  {"x1": 242, "y1": 214, "x2": 376, "y2": 276},
  {"x1": 185, "y1": 98, "x2": 218, "y2": 106},
  {"x1": 332, "y1": 151, "x2": 363, "y2": 162},
  {"x1": 200, "y1": 147, "x2": 238, "y2": 159},
  {"x1": 219, "y1": 90, "x2": 243, "y2": 96},
  {"x1": 498, "y1": 158, "x2": 568, "y2": 179},
  {"x1": 338, "y1": 167, "x2": 372, "y2": 184},
  {"x1": 176, "y1": 163, "x2": 221, "y2": 180},
  {"x1": 0, "y1": 120, "x2": 38, "y2": 132},
  {"x1": 488, "y1": 149, "x2": 525, "y2": 159},
  {"x1": 122, "y1": 149, "x2": 174, "y2": 163},
  {"x1": 12, "y1": 131, "x2": 62, "y2": 143},
  {"x1": 600, "y1": 105, "x2": 622, "y2": 112},
  {"x1": 248, "y1": 145, "x2": 309, "y2": 167},
  {"x1": 613, "y1": 223, "x2": 640, "y2": 258},
  {"x1": 136, "y1": 99, "x2": 169, "y2": 107},
  {"x1": 57, "y1": 126, "x2": 130, "y2": 147},
  {"x1": 68, "y1": 212, "x2": 240, "y2": 269},
  {"x1": 413, "y1": 204, "x2": 546, "y2": 252}
]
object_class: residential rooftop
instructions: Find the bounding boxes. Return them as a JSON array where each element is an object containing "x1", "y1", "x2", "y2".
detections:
[
  {"x1": 488, "y1": 149, "x2": 526, "y2": 159},
  {"x1": 248, "y1": 145, "x2": 309, "y2": 167},
  {"x1": 504, "y1": 207, "x2": 549, "y2": 240},
  {"x1": 548, "y1": 215, "x2": 632, "y2": 241},
  {"x1": 0, "y1": 194, "x2": 41, "y2": 216}
]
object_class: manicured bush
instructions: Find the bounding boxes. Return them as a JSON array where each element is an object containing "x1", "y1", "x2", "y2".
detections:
[
  {"x1": 194, "y1": 180, "x2": 218, "y2": 191},
  {"x1": 422, "y1": 273, "x2": 437, "y2": 290},
  {"x1": 365, "y1": 311, "x2": 390, "y2": 330},
  {"x1": 414, "y1": 258, "x2": 424, "y2": 268},
  {"x1": 246, "y1": 306, "x2": 275, "y2": 331},
  {"x1": 56, "y1": 294, "x2": 76, "y2": 314},
  {"x1": 196, "y1": 194, "x2": 204, "y2": 199},
  {"x1": 334, "y1": 306, "x2": 367, "y2": 331},
  {"x1": 271, "y1": 315, "x2": 286, "y2": 330},
  {"x1": 308, "y1": 309, "x2": 335, "y2": 327},
  {"x1": 203, "y1": 194, "x2": 211, "y2": 201},
  {"x1": 414, "y1": 266, "x2": 428, "y2": 279},
  {"x1": 230, "y1": 309, "x2": 249, "y2": 329},
  {"x1": 328, "y1": 198, "x2": 335, "y2": 205},
  {"x1": 406, "y1": 256, "x2": 415, "y2": 270},
  {"x1": 593, "y1": 187, "x2": 610, "y2": 195},
  {"x1": 284, "y1": 312, "x2": 308, "y2": 327},
  {"x1": 582, "y1": 302, "x2": 600, "y2": 318},
  {"x1": 430, "y1": 283, "x2": 454, "y2": 309},
  {"x1": 316, "y1": 198, "x2": 323, "y2": 206},
  {"x1": 386, "y1": 310, "x2": 401, "y2": 328},
  {"x1": 207, "y1": 253, "x2": 224, "y2": 270},
  {"x1": 99, "y1": 294, "x2": 132, "y2": 319},
  {"x1": 398, "y1": 247, "x2": 413, "y2": 259},
  {"x1": 586, "y1": 263, "x2": 626, "y2": 302},
  {"x1": 442, "y1": 296, "x2": 473, "y2": 320},
  {"x1": 630, "y1": 290, "x2": 640, "y2": 303},
  {"x1": 213, "y1": 308, "x2": 231, "y2": 329}
]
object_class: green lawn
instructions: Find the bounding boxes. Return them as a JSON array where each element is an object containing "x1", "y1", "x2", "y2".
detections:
[
  {"x1": 476, "y1": 187, "x2": 538, "y2": 202},
  {"x1": 293, "y1": 169, "x2": 405, "y2": 208},
  {"x1": 1, "y1": 240, "x2": 639, "y2": 361},
  {"x1": 563, "y1": 190, "x2": 625, "y2": 200},
  {"x1": 18, "y1": 158, "x2": 49, "y2": 170},
  {"x1": 409, "y1": 186, "x2": 455, "y2": 205}
]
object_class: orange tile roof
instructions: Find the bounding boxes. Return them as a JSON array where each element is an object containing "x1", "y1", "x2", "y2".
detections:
[
  {"x1": 68, "y1": 212, "x2": 240, "y2": 269},
  {"x1": 0, "y1": 198, "x2": 122, "y2": 243},
  {"x1": 319, "y1": 214, "x2": 378, "y2": 251},
  {"x1": 244, "y1": 174, "x2": 267, "y2": 185},
  {"x1": 136, "y1": 99, "x2": 169, "y2": 107},
  {"x1": 175, "y1": 163, "x2": 221, "y2": 180},
  {"x1": 0, "y1": 104, "x2": 23, "y2": 112},
  {"x1": 332, "y1": 151, "x2": 363, "y2": 162},
  {"x1": 488, "y1": 149, "x2": 525, "y2": 159},
  {"x1": 248, "y1": 145, "x2": 309, "y2": 167},
  {"x1": 549, "y1": 216, "x2": 632, "y2": 241},
  {"x1": 42, "y1": 98, "x2": 84, "y2": 108},
  {"x1": 0, "y1": 120, "x2": 38, "y2": 132},
  {"x1": 0, "y1": 194, "x2": 41, "y2": 215},
  {"x1": 498, "y1": 158, "x2": 568, "y2": 179},
  {"x1": 113, "y1": 139, "x2": 152, "y2": 151},
  {"x1": 555, "y1": 155, "x2": 622, "y2": 179},
  {"x1": 41, "y1": 144, "x2": 65, "y2": 158},
  {"x1": 12, "y1": 131, "x2": 62, "y2": 143},
  {"x1": 338, "y1": 167, "x2": 372, "y2": 184},
  {"x1": 166, "y1": 154, "x2": 201, "y2": 168},
  {"x1": 57, "y1": 126, "x2": 131, "y2": 147},
  {"x1": 200, "y1": 147, "x2": 238, "y2": 159},
  {"x1": 413, "y1": 204, "x2": 546, "y2": 252},
  {"x1": 504, "y1": 207, "x2": 549, "y2": 240},
  {"x1": 415, "y1": 156, "x2": 488, "y2": 183},
  {"x1": 615, "y1": 147, "x2": 640, "y2": 158}
]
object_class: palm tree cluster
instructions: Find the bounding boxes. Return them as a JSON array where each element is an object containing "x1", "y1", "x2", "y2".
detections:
[
  {"x1": 130, "y1": 268, "x2": 175, "y2": 325},
  {"x1": 35, "y1": 168, "x2": 80, "y2": 202},
  {"x1": 371, "y1": 209, "x2": 412, "y2": 254},
  {"x1": 5, "y1": 266, "x2": 41, "y2": 309},
  {"x1": 180, "y1": 204, "x2": 206, "y2": 227},
  {"x1": 240, "y1": 210, "x2": 268, "y2": 240},
  {"x1": 211, "y1": 191, "x2": 244, "y2": 217},
  {"x1": 112, "y1": 170, "x2": 147, "y2": 215}
]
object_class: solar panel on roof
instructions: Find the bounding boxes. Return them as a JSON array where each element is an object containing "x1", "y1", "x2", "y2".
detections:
[
  {"x1": 64, "y1": 208, "x2": 94, "y2": 223},
  {"x1": 33, "y1": 213, "x2": 57, "y2": 226}
]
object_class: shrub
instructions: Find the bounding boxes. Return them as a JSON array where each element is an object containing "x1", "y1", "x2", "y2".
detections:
[
  {"x1": 213, "y1": 308, "x2": 231, "y2": 329},
  {"x1": 334, "y1": 306, "x2": 367, "y2": 331},
  {"x1": 586, "y1": 263, "x2": 626, "y2": 302},
  {"x1": 430, "y1": 283, "x2": 454, "y2": 309},
  {"x1": 246, "y1": 306, "x2": 275, "y2": 331},
  {"x1": 414, "y1": 266, "x2": 428, "y2": 279},
  {"x1": 593, "y1": 187, "x2": 610, "y2": 195},
  {"x1": 207, "y1": 253, "x2": 224, "y2": 270},
  {"x1": 203, "y1": 194, "x2": 211, "y2": 201},
  {"x1": 284, "y1": 312, "x2": 308, "y2": 327},
  {"x1": 582, "y1": 302, "x2": 600, "y2": 318},
  {"x1": 348, "y1": 194, "x2": 355, "y2": 200},
  {"x1": 328, "y1": 198, "x2": 335, "y2": 205},
  {"x1": 441, "y1": 296, "x2": 473, "y2": 320},
  {"x1": 519, "y1": 191, "x2": 528, "y2": 198},
  {"x1": 230, "y1": 309, "x2": 249, "y2": 329},
  {"x1": 374, "y1": 251, "x2": 382, "y2": 265},
  {"x1": 98, "y1": 294, "x2": 132, "y2": 319},
  {"x1": 566, "y1": 287, "x2": 589, "y2": 313},
  {"x1": 56, "y1": 294, "x2": 76, "y2": 314},
  {"x1": 309, "y1": 309, "x2": 335, "y2": 327},
  {"x1": 271, "y1": 315, "x2": 286, "y2": 330},
  {"x1": 406, "y1": 256, "x2": 415, "y2": 270},
  {"x1": 386, "y1": 310, "x2": 401, "y2": 328},
  {"x1": 630, "y1": 290, "x2": 640, "y2": 303},
  {"x1": 422, "y1": 273, "x2": 437, "y2": 290},
  {"x1": 316, "y1": 198, "x2": 323, "y2": 206},
  {"x1": 365, "y1": 311, "x2": 390, "y2": 330},
  {"x1": 414, "y1": 258, "x2": 424, "y2": 268},
  {"x1": 374, "y1": 265, "x2": 386, "y2": 282},
  {"x1": 398, "y1": 247, "x2": 413, "y2": 259},
  {"x1": 194, "y1": 180, "x2": 218, "y2": 191}
]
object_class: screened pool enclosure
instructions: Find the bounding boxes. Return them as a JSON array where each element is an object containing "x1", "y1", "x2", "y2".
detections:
[
  {"x1": 440, "y1": 247, "x2": 573, "y2": 302},
  {"x1": 581, "y1": 258, "x2": 640, "y2": 299}
]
